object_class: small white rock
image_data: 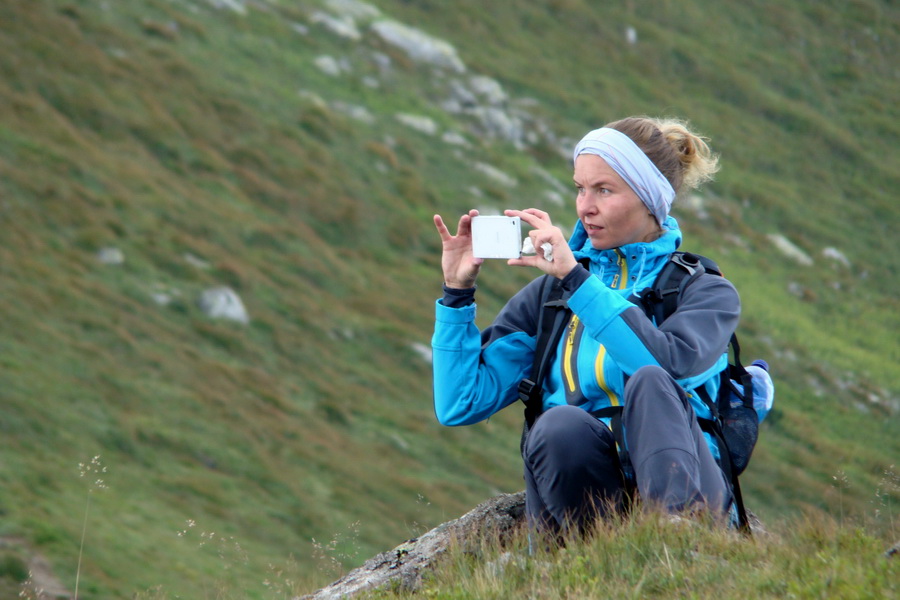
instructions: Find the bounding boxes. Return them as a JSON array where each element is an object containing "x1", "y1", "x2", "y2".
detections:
[
  {"x1": 768, "y1": 233, "x2": 814, "y2": 266},
  {"x1": 96, "y1": 247, "x2": 124, "y2": 265},
  {"x1": 822, "y1": 247, "x2": 851, "y2": 267},
  {"x1": 395, "y1": 113, "x2": 438, "y2": 135},
  {"x1": 410, "y1": 342, "x2": 432, "y2": 363},
  {"x1": 198, "y1": 287, "x2": 250, "y2": 324}
]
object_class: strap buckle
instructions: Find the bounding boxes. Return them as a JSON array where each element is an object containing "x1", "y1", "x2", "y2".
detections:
[{"x1": 518, "y1": 378, "x2": 538, "y2": 403}]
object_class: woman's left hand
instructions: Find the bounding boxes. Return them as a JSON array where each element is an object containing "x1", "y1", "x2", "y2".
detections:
[{"x1": 506, "y1": 209, "x2": 579, "y2": 279}]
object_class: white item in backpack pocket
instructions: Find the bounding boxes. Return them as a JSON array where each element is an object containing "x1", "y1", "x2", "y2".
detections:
[
  {"x1": 471, "y1": 216, "x2": 522, "y2": 259},
  {"x1": 729, "y1": 360, "x2": 775, "y2": 423},
  {"x1": 747, "y1": 362, "x2": 775, "y2": 422}
]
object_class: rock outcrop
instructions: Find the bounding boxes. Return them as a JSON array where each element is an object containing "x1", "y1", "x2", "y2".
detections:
[
  {"x1": 886, "y1": 540, "x2": 900, "y2": 558},
  {"x1": 300, "y1": 491, "x2": 526, "y2": 600}
]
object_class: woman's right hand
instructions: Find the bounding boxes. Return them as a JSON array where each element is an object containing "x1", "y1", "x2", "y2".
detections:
[{"x1": 433, "y1": 209, "x2": 484, "y2": 289}]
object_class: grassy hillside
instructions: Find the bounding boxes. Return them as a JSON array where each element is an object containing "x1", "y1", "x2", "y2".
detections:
[
  {"x1": 0, "y1": 0, "x2": 897, "y2": 597},
  {"x1": 370, "y1": 508, "x2": 898, "y2": 600}
]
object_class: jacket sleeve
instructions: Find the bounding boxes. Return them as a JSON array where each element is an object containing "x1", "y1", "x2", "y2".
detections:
[
  {"x1": 431, "y1": 276, "x2": 546, "y2": 426},
  {"x1": 566, "y1": 268, "x2": 740, "y2": 381}
]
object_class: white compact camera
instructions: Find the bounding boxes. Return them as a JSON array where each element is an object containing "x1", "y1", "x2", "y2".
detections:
[{"x1": 471, "y1": 215, "x2": 522, "y2": 259}]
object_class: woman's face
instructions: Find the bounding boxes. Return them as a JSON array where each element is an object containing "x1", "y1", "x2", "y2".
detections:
[{"x1": 573, "y1": 154, "x2": 661, "y2": 250}]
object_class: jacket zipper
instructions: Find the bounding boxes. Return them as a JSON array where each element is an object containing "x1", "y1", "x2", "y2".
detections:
[
  {"x1": 563, "y1": 315, "x2": 579, "y2": 393},
  {"x1": 595, "y1": 345, "x2": 620, "y2": 406}
]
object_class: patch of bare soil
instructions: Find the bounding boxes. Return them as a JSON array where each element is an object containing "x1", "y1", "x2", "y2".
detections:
[{"x1": 0, "y1": 536, "x2": 71, "y2": 600}]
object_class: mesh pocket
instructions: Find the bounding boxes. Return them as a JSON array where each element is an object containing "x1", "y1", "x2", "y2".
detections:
[{"x1": 721, "y1": 404, "x2": 759, "y2": 475}]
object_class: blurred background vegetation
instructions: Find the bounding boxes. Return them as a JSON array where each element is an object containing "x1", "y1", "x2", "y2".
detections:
[{"x1": 0, "y1": 0, "x2": 897, "y2": 597}]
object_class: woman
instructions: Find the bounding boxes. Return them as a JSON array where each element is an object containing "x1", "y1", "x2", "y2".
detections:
[{"x1": 432, "y1": 117, "x2": 737, "y2": 534}]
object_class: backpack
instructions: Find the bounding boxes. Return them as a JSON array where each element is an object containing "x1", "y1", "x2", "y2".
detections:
[{"x1": 517, "y1": 252, "x2": 761, "y2": 532}]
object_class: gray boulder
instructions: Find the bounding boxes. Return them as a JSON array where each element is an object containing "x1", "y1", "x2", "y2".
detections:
[{"x1": 370, "y1": 20, "x2": 466, "y2": 73}]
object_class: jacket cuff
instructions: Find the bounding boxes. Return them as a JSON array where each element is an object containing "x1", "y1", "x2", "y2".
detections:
[
  {"x1": 440, "y1": 285, "x2": 476, "y2": 308},
  {"x1": 560, "y1": 264, "x2": 591, "y2": 292}
]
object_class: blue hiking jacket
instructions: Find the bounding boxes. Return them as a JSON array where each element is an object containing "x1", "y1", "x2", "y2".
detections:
[{"x1": 431, "y1": 217, "x2": 740, "y2": 455}]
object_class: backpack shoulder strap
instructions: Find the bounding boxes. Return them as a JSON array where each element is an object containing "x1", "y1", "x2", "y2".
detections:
[
  {"x1": 635, "y1": 251, "x2": 714, "y2": 324},
  {"x1": 518, "y1": 274, "x2": 569, "y2": 427}
]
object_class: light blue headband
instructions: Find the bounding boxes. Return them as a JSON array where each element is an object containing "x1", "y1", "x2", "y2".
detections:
[{"x1": 573, "y1": 127, "x2": 676, "y2": 225}]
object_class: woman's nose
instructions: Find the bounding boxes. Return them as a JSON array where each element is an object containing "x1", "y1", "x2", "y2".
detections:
[{"x1": 577, "y1": 195, "x2": 596, "y2": 215}]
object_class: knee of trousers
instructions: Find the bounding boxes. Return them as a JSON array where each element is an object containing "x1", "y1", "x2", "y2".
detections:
[
  {"x1": 624, "y1": 365, "x2": 685, "y2": 411},
  {"x1": 524, "y1": 405, "x2": 614, "y2": 463}
]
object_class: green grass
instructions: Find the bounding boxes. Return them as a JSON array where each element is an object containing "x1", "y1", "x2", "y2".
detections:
[
  {"x1": 0, "y1": 0, "x2": 898, "y2": 597},
  {"x1": 367, "y1": 508, "x2": 900, "y2": 600}
]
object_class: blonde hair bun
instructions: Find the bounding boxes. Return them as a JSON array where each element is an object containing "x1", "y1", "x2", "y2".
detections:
[
  {"x1": 606, "y1": 116, "x2": 720, "y2": 195},
  {"x1": 656, "y1": 118, "x2": 719, "y2": 193}
]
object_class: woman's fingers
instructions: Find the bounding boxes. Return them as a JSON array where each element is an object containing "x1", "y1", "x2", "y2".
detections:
[
  {"x1": 435, "y1": 210, "x2": 479, "y2": 243},
  {"x1": 507, "y1": 208, "x2": 551, "y2": 228},
  {"x1": 457, "y1": 209, "x2": 479, "y2": 237},
  {"x1": 433, "y1": 214, "x2": 452, "y2": 241}
]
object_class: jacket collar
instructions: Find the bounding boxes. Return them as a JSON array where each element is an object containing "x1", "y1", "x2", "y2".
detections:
[{"x1": 568, "y1": 216, "x2": 682, "y2": 293}]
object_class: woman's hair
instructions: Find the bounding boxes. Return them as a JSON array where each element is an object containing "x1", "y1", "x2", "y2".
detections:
[{"x1": 605, "y1": 116, "x2": 719, "y2": 195}]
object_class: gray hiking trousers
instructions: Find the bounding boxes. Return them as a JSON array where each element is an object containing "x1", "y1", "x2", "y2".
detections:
[{"x1": 522, "y1": 365, "x2": 731, "y2": 533}]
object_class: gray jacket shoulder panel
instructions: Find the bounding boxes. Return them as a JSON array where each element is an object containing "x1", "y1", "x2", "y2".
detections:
[{"x1": 619, "y1": 271, "x2": 740, "y2": 379}]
